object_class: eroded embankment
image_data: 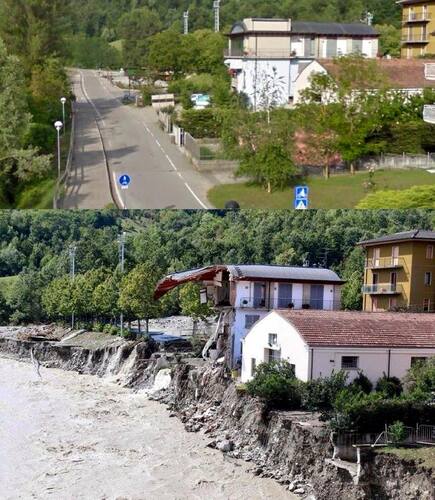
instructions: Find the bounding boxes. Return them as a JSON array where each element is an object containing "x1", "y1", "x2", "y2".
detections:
[{"x1": 0, "y1": 334, "x2": 433, "y2": 500}]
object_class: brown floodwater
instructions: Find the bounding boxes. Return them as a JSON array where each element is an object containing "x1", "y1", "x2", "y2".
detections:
[{"x1": 0, "y1": 357, "x2": 294, "y2": 500}]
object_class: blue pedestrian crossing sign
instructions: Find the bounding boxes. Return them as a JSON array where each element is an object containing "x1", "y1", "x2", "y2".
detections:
[
  {"x1": 294, "y1": 185, "x2": 309, "y2": 210},
  {"x1": 119, "y1": 174, "x2": 131, "y2": 190}
]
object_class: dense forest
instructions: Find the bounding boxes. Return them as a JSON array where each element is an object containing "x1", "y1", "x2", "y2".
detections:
[{"x1": 0, "y1": 209, "x2": 433, "y2": 326}]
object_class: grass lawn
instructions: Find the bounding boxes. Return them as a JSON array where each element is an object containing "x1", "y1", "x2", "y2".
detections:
[
  {"x1": 207, "y1": 169, "x2": 435, "y2": 209},
  {"x1": 376, "y1": 447, "x2": 435, "y2": 471},
  {"x1": 0, "y1": 276, "x2": 18, "y2": 301}
]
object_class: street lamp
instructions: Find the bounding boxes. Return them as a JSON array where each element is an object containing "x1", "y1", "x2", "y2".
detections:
[
  {"x1": 60, "y1": 97, "x2": 67, "y2": 134},
  {"x1": 54, "y1": 120, "x2": 63, "y2": 178}
]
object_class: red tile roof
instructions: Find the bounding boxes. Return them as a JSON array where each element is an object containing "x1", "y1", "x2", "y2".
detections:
[
  {"x1": 277, "y1": 310, "x2": 435, "y2": 348},
  {"x1": 319, "y1": 58, "x2": 435, "y2": 89}
]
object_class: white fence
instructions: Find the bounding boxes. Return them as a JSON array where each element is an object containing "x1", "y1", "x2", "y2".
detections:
[{"x1": 359, "y1": 152, "x2": 435, "y2": 170}]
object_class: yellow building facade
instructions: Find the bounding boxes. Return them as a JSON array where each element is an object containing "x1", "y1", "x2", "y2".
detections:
[
  {"x1": 399, "y1": 0, "x2": 435, "y2": 58},
  {"x1": 358, "y1": 231, "x2": 435, "y2": 312}
]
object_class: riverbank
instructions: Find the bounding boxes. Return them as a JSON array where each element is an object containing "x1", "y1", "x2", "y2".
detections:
[{"x1": 0, "y1": 329, "x2": 433, "y2": 500}]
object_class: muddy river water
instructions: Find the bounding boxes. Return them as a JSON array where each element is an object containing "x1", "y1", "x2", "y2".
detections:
[{"x1": 0, "y1": 357, "x2": 293, "y2": 500}]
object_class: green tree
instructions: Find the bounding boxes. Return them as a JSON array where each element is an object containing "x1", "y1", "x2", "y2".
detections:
[
  {"x1": 179, "y1": 282, "x2": 213, "y2": 334},
  {"x1": 0, "y1": 40, "x2": 51, "y2": 202},
  {"x1": 118, "y1": 7, "x2": 162, "y2": 68},
  {"x1": 375, "y1": 24, "x2": 401, "y2": 57},
  {"x1": 118, "y1": 262, "x2": 161, "y2": 333},
  {"x1": 42, "y1": 275, "x2": 74, "y2": 320}
]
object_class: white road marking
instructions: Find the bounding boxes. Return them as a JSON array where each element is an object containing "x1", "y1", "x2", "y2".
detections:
[
  {"x1": 79, "y1": 71, "x2": 103, "y2": 121},
  {"x1": 112, "y1": 171, "x2": 126, "y2": 209}
]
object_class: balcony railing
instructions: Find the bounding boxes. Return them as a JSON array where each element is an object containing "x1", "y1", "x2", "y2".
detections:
[
  {"x1": 361, "y1": 284, "x2": 403, "y2": 295},
  {"x1": 224, "y1": 48, "x2": 298, "y2": 59},
  {"x1": 239, "y1": 296, "x2": 341, "y2": 310},
  {"x1": 401, "y1": 35, "x2": 429, "y2": 44},
  {"x1": 403, "y1": 12, "x2": 431, "y2": 23},
  {"x1": 365, "y1": 257, "x2": 404, "y2": 269}
]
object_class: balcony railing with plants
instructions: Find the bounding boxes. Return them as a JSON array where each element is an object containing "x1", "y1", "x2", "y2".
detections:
[{"x1": 361, "y1": 284, "x2": 403, "y2": 295}]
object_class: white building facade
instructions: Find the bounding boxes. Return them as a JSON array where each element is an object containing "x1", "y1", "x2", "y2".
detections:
[
  {"x1": 224, "y1": 18, "x2": 379, "y2": 108},
  {"x1": 241, "y1": 310, "x2": 435, "y2": 384},
  {"x1": 155, "y1": 265, "x2": 344, "y2": 366}
]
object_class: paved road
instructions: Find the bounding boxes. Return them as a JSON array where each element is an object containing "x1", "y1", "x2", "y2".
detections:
[{"x1": 63, "y1": 69, "x2": 233, "y2": 209}]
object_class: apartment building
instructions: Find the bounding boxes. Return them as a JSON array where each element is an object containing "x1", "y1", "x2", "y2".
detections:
[
  {"x1": 398, "y1": 0, "x2": 435, "y2": 58},
  {"x1": 224, "y1": 18, "x2": 379, "y2": 108},
  {"x1": 155, "y1": 264, "x2": 344, "y2": 364},
  {"x1": 358, "y1": 230, "x2": 435, "y2": 312}
]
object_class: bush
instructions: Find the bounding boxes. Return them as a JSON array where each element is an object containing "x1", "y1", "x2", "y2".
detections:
[
  {"x1": 177, "y1": 109, "x2": 221, "y2": 138},
  {"x1": 330, "y1": 389, "x2": 435, "y2": 432},
  {"x1": 23, "y1": 123, "x2": 56, "y2": 154},
  {"x1": 388, "y1": 420, "x2": 407, "y2": 444},
  {"x1": 376, "y1": 374, "x2": 403, "y2": 398},
  {"x1": 349, "y1": 371, "x2": 373, "y2": 394},
  {"x1": 404, "y1": 356, "x2": 435, "y2": 397},
  {"x1": 246, "y1": 361, "x2": 301, "y2": 410},
  {"x1": 301, "y1": 370, "x2": 348, "y2": 413}
]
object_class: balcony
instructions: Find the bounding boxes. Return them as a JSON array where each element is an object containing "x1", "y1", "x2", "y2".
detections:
[
  {"x1": 239, "y1": 296, "x2": 341, "y2": 310},
  {"x1": 361, "y1": 284, "x2": 403, "y2": 295},
  {"x1": 401, "y1": 35, "x2": 429, "y2": 44},
  {"x1": 224, "y1": 48, "x2": 298, "y2": 59},
  {"x1": 365, "y1": 257, "x2": 404, "y2": 269},
  {"x1": 403, "y1": 12, "x2": 431, "y2": 23}
]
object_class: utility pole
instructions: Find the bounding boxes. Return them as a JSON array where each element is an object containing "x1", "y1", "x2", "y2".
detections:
[
  {"x1": 119, "y1": 232, "x2": 126, "y2": 337},
  {"x1": 183, "y1": 11, "x2": 189, "y2": 35},
  {"x1": 213, "y1": 0, "x2": 221, "y2": 32},
  {"x1": 69, "y1": 245, "x2": 77, "y2": 329}
]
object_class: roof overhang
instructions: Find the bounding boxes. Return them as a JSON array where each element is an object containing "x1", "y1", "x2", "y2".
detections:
[{"x1": 154, "y1": 265, "x2": 226, "y2": 299}]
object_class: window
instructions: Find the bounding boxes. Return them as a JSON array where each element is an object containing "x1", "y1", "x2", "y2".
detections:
[
  {"x1": 426, "y1": 245, "x2": 434, "y2": 259},
  {"x1": 278, "y1": 283, "x2": 293, "y2": 308},
  {"x1": 341, "y1": 356, "x2": 359, "y2": 370},
  {"x1": 373, "y1": 248, "x2": 380, "y2": 267},
  {"x1": 251, "y1": 358, "x2": 256, "y2": 376},
  {"x1": 411, "y1": 357, "x2": 427, "y2": 367},
  {"x1": 245, "y1": 314, "x2": 260, "y2": 329},
  {"x1": 424, "y1": 272, "x2": 432, "y2": 286},
  {"x1": 268, "y1": 333, "x2": 278, "y2": 346},
  {"x1": 389, "y1": 298, "x2": 397, "y2": 310},
  {"x1": 423, "y1": 298, "x2": 431, "y2": 312},
  {"x1": 390, "y1": 272, "x2": 397, "y2": 287},
  {"x1": 266, "y1": 348, "x2": 281, "y2": 363}
]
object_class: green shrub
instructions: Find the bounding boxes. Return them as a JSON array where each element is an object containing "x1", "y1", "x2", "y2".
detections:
[
  {"x1": 388, "y1": 420, "x2": 407, "y2": 444},
  {"x1": 404, "y1": 356, "x2": 435, "y2": 397},
  {"x1": 376, "y1": 374, "x2": 403, "y2": 398},
  {"x1": 330, "y1": 389, "x2": 435, "y2": 432},
  {"x1": 177, "y1": 109, "x2": 221, "y2": 138},
  {"x1": 349, "y1": 371, "x2": 373, "y2": 394},
  {"x1": 301, "y1": 370, "x2": 348, "y2": 413},
  {"x1": 246, "y1": 361, "x2": 301, "y2": 410}
]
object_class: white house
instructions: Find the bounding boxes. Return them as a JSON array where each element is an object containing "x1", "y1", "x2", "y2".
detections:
[
  {"x1": 241, "y1": 310, "x2": 435, "y2": 383},
  {"x1": 293, "y1": 58, "x2": 435, "y2": 105},
  {"x1": 155, "y1": 265, "x2": 344, "y2": 365},
  {"x1": 224, "y1": 18, "x2": 379, "y2": 108}
]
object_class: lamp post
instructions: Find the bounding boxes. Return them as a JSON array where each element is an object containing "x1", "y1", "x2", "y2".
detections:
[
  {"x1": 69, "y1": 245, "x2": 77, "y2": 329},
  {"x1": 60, "y1": 97, "x2": 67, "y2": 134},
  {"x1": 54, "y1": 121, "x2": 63, "y2": 178}
]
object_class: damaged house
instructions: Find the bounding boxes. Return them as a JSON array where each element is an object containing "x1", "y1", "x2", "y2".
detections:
[{"x1": 155, "y1": 264, "x2": 344, "y2": 366}]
